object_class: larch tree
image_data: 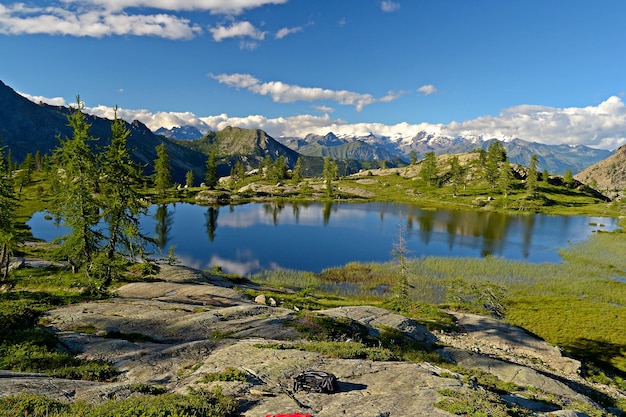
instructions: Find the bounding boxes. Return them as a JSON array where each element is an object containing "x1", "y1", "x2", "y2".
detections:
[
  {"x1": 204, "y1": 151, "x2": 218, "y2": 189},
  {"x1": 499, "y1": 158, "x2": 513, "y2": 198},
  {"x1": 292, "y1": 157, "x2": 303, "y2": 184},
  {"x1": 323, "y1": 156, "x2": 338, "y2": 198},
  {"x1": 484, "y1": 141, "x2": 506, "y2": 188},
  {"x1": 563, "y1": 168, "x2": 575, "y2": 189},
  {"x1": 420, "y1": 151, "x2": 438, "y2": 187},
  {"x1": 449, "y1": 155, "x2": 464, "y2": 196},
  {"x1": 154, "y1": 143, "x2": 172, "y2": 195},
  {"x1": 0, "y1": 147, "x2": 16, "y2": 282},
  {"x1": 96, "y1": 108, "x2": 150, "y2": 287},
  {"x1": 185, "y1": 170, "x2": 194, "y2": 188},
  {"x1": 526, "y1": 154, "x2": 539, "y2": 196},
  {"x1": 52, "y1": 97, "x2": 102, "y2": 274}
]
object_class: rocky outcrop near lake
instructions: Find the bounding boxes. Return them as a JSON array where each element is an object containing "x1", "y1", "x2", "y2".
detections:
[{"x1": 1, "y1": 264, "x2": 624, "y2": 416}]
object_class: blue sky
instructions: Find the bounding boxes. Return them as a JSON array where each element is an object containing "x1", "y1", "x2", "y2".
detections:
[{"x1": 2, "y1": 0, "x2": 626, "y2": 150}]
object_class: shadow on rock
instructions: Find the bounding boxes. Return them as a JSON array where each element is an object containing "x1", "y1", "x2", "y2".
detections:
[{"x1": 338, "y1": 381, "x2": 368, "y2": 392}]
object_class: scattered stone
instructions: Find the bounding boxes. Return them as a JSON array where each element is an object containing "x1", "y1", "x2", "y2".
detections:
[
  {"x1": 269, "y1": 297, "x2": 277, "y2": 307},
  {"x1": 255, "y1": 294, "x2": 267, "y2": 305}
]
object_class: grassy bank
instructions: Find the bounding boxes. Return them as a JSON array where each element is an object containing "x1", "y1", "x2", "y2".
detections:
[{"x1": 248, "y1": 226, "x2": 626, "y2": 384}]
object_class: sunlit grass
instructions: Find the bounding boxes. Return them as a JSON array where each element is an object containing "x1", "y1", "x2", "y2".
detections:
[{"x1": 248, "y1": 228, "x2": 626, "y2": 377}]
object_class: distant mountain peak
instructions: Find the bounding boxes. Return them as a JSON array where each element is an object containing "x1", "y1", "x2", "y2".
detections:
[{"x1": 154, "y1": 125, "x2": 205, "y2": 140}]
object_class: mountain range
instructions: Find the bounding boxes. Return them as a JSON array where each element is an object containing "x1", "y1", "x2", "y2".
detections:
[
  {"x1": 277, "y1": 132, "x2": 611, "y2": 175},
  {"x1": 0, "y1": 79, "x2": 617, "y2": 185},
  {"x1": 156, "y1": 121, "x2": 611, "y2": 175},
  {"x1": 0, "y1": 80, "x2": 207, "y2": 183}
]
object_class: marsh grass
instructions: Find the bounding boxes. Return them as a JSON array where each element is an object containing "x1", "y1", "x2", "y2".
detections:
[{"x1": 249, "y1": 229, "x2": 626, "y2": 379}]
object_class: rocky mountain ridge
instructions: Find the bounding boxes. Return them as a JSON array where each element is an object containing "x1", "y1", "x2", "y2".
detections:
[
  {"x1": 156, "y1": 121, "x2": 612, "y2": 175},
  {"x1": 0, "y1": 80, "x2": 206, "y2": 184},
  {"x1": 276, "y1": 131, "x2": 611, "y2": 175},
  {"x1": 575, "y1": 144, "x2": 626, "y2": 197}
]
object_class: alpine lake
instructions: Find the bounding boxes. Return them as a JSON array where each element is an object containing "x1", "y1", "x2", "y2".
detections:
[{"x1": 27, "y1": 202, "x2": 620, "y2": 276}]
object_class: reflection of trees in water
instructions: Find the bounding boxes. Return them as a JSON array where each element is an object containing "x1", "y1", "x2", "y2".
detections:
[
  {"x1": 404, "y1": 209, "x2": 534, "y2": 258},
  {"x1": 263, "y1": 202, "x2": 285, "y2": 225},
  {"x1": 480, "y1": 212, "x2": 509, "y2": 257},
  {"x1": 446, "y1": 210, "x2": 459, "y2": 250},
  {"x1": 417, "y1": 210, "x2": 436, "y2": 245},
  {"x1": 204, "y1": 206, "x2": 219, "y2": 242},
  {"x1": 322, "y1": 202, "x2": 335, "y2": 225},
  {"x1": 521, "y1": 214, "x2": 535, "y2": 258},
  {"x1": 153, "y1": 204, "x2": 173, "y2": 250}
]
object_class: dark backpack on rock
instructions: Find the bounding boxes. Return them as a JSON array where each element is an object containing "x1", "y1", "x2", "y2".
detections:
[{"x1": 293, "y1": 370, "x2": 339, "y2": 393}]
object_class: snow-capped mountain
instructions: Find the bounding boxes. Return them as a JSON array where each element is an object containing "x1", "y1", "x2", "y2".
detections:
[
  {"x1": 154, "y1": 125, "x2": 205, "y2": 140},
  {"x1": 154, "y1": 125, "x2": 611, "y2": 174}
]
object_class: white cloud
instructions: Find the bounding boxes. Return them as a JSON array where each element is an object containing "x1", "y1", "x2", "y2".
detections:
[
  {"x1": 210, "y1": 21, "x2": 265, "y2": 41},
  {"x1": 20, "y1": 90, "x2": 626, "y2": 151},
  {"x1": 209, "y1": 73, "x2": 403, "y2": 111},
  {"x1": 0, "y1": 3, "x2": 202, "y2": 39},
  {"x1": 130, "y1": 96, "x2": 626, "y2": 150},
  {"x1": 18, "y1": 91, "x2": 67, "y2": 107},
  {"x1": 275, "y1": 25, "x2": 302, "y2": 39},
  {"x1": 60, "y1": 0, "x2": 289, "y2": 15},
  {"x1": 314, "y1": 105, "x2": 335, "y2": 113},
  {"x1": 0, "y1": 0, "x2": 285, "y2": 38},
  {"x1": 381, "y1": 1, "x2": 400, "y2": 12},
  {"x1": 445, "y1": 96, "x2": 626, "y2": 150},
  {"x1": 417, "y1": 84, "x2": 437, "y2": 95}
]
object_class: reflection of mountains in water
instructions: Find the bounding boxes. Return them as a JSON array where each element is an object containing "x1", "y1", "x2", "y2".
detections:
[
  {"x1": 403, "y1": 209, "x2": 536, "y2": 258},
  {"x1": 129, "y1": 202, "x2": 619, "y2": 273}
]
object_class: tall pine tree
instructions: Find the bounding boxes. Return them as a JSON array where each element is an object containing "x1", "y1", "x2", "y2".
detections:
[
  {"x1": 204, "y1": 151, "x2": 218, "y2": 189},
  {"x1": 0, "y1": 147, "x2": 16, "y2": 281},
  {"x1": 96, "y1": 107, "x2": 149, "y2": 287},
  {"x1": 154, "y1": 143, "x2": 172, "y2": 195},
  {"x1": 52, "y1": 97, "x2": 101, "y2": 274}
]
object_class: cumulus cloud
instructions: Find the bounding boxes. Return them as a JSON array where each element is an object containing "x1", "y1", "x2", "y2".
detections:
[
  {"x1": 20, "y1": 90, "x2": 626, "y2": 150},
  {"x1": 210, "y1": 21, "x2": 265, "y2": 42},
  {"x1": 0, "y1": 0, "x2": 285, "y2": 38},
  {"x1": 314, "y1": 105, "x2": 335, "y2": 113},
  {"x1": 18, "y1": 91, "x2": 67, "y2": 107},
  {"x1": 0, "y1": 3, "x2": 202, "y2": 39},
  {"x1": 59, "y1": 0, "x2": 288, "y2": 15},
  {"x1": 209, "y1": 73, "x2": 403, "y2": 111},
  {"x1": 134, "y1": 96, "x2": 626, "y2": 150},
  {"x1": 381, "y1": 1, "x2": 400, "y2": 12},
  {"x1": 417, "y1": 84, "x2": 437, "y2": 95},
  {"x1": 275, "y1": 25, "x2": 303, "y2": 39},
  {"x1": 445, "y1": 96, "x2": 626, "y2": 150}
]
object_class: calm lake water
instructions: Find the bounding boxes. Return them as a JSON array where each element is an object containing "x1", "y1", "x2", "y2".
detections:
[{"x1": 27, "y1": 202, "x2": 619, "y2": 275}]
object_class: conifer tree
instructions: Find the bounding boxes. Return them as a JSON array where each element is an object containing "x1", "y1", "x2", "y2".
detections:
[
  {"x1": 484, "y1": 141, "x2": 506, "y2": 188},
  {"x1": 526, "y1": 154, "x2": 539, "y2": 196},
  {"x1": 292, "y1": 157, "x2": 303, "y2": 184},
  {"x1": 449, "y1": 155, "x2": 464, "y2": 196},
  {"x1": 563, "y1": 168, "x2": 575, "y2": 189},
  {"x1": 52, "y1": 97, "x2": 101, "y2": 273},
  {"x1": 185, "y1": 170, "x2": 194, "y2": 188},
  {"x1": 204, "y1": 151, "x2": 218, "y2": 189},
  {"x1": 154, "y1": 143, "x2": 172, "y2": 195},
  {"x1": 262, "y1": 156, "x2": 273, "y2": 180},
  {"x1": 97, "y1": 108, "x2": 149, "y2": 287},
  {"x1": 271, "y1": 156, "x2": 287, "y2": 182},
  {"x1": 499, "y1": 158, "x2": 513, "y2": 198},
  {"x1": 323, "y1": 156, "x2": 338, "y2": 198},
  {"x1": 0, "y1": 147, "x2": 16, "y2": 281},
  {"x1": 420, "y1": 151, "x2": 438, "y2": 187}
]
